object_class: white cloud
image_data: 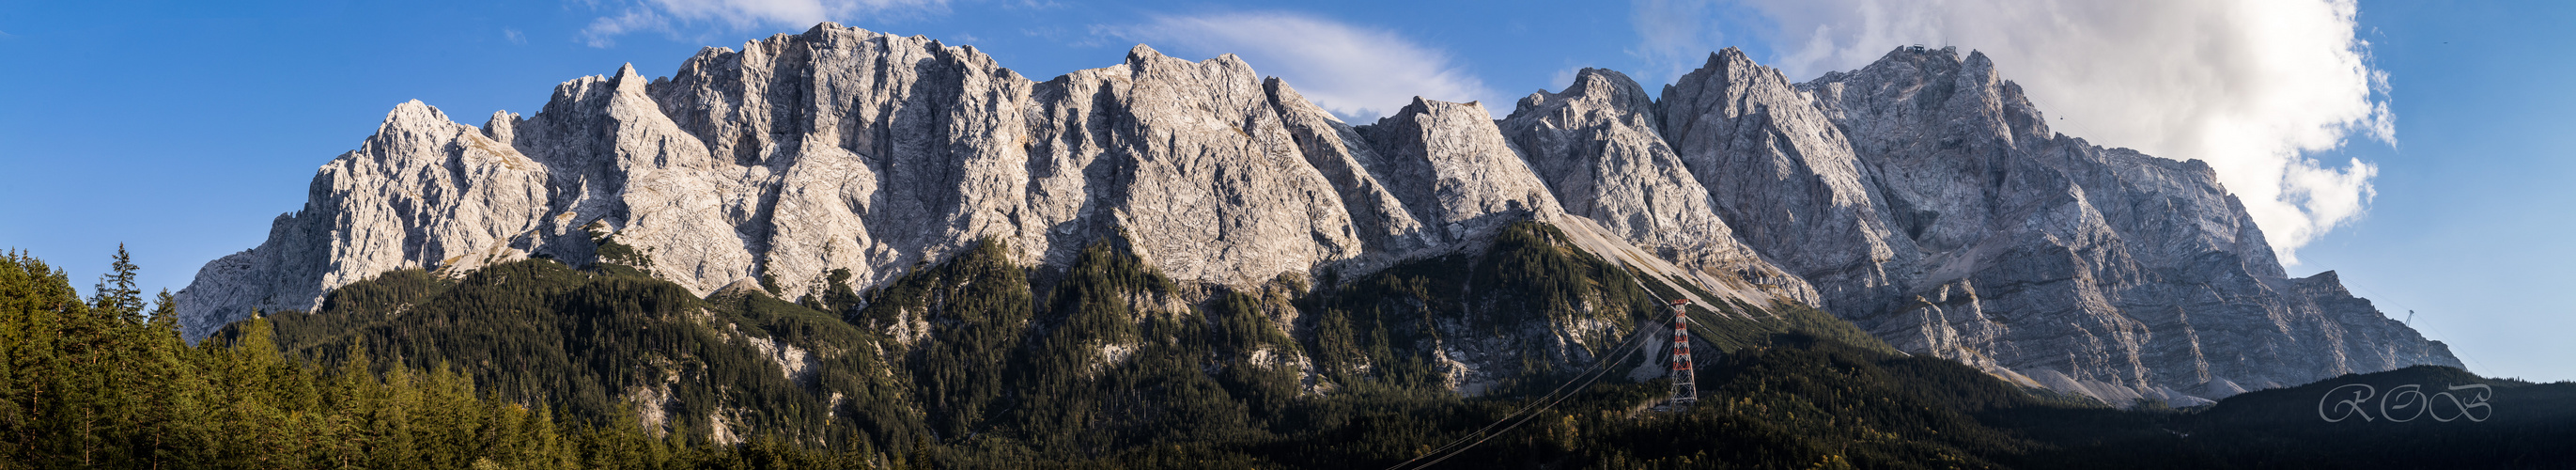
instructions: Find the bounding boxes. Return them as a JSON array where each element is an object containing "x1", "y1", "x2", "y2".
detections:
[
  {"x1": 1548, "y1": 66, "x2": 1583, "y2": 92},
  {"x1": 1105, "y1": 12, "x2": 1497, "y2": 121},
  {"x1": 1652, "y1": 0, "x2": 2391, "y2": 264},
  {"x1": 581, "y1": 0, "x2": 949, "y2": 47},
  {"x1": 1629, "y1": 0, "x2": 1736, "y2": 85},
  {"x1": 504, "y1": 28, "x2": 528, "y2": 45}
]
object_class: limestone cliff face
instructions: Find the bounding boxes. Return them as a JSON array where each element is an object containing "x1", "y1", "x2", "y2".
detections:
[
  {"x1": 177, "y1": 24, "x2": 1746, "y2": 340},
  {"x1": 1498, "y1": 69, "x2": 1820, "y2": 306},
  {"x1": 1668, "y1": 46, "x2": 2459, "y2": 403},
  {"x1": 1359, "y1": 98, "x2": 1563, "y2": 246},
  {"x1": 180, "y1": 25, "x2": 2456, "y2": 404},
  {"x1": 176, "y1": 102, "x2": 556, "y2": 337}
]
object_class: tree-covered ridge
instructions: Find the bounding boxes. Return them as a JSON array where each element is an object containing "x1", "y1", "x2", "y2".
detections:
[
  {"x1": 33, "y1": 218, "x2": 2566, "y2": 468},
  {"x1": 1995, "y1": 364, "x2": 2576, "y2": 469},
  {"x1": 235, "y1": 256, "x2": 918, "y2": 451},
  {"x1": 0, "y1": 248, "x2": 892, "y2": 469},
  {"x1": 227, "y1": 221, "x2": 2047, "y2": 467}
]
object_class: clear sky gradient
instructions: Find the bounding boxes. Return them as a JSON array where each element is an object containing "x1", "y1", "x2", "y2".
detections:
[{"x1": 2, "y1": 1, "x2": 2568, "y2": 382}]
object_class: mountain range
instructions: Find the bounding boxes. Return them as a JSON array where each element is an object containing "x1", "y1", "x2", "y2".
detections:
[{"x1": 175, "y1": 23, "x2": 2457, "y2": 409}]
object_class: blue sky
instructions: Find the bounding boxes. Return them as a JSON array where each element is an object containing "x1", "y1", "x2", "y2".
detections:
[{"x1": 2, "y1": 0, "x2": 2568, "y2": 382}]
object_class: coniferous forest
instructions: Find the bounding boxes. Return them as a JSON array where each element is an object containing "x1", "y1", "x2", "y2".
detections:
[
  {"x1": 6, "y1": 223, "x2": 2570, "y2": 468},
  {"x1": 0, "y1": 248, "x2": 877, "y2": 469}
]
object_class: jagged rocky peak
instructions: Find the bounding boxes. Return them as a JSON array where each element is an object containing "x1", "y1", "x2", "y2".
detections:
[
  {"x1": 1657, "y1": 47, "x2": 1907, "y2": 314},
  {"x1": 1357, "y1": 98, "x2": 1564, "y2": 245},
  {"x1": 1260, "y1": 77, "x2": 1432, "y2": 256},
  {"x1": 1498, "y1": 68, "x2": 1821, "y2": 305},
  {"x1": 172, "y1": 98, "x2": 554, "y2": 338},
  {"x1": 1666, "y1": 44, "x2": 2459, "y2": 403},
  {"x1": 178, "y1": 24, "x2": 2459, "y2": 407},
  {"x1": 174, "y1": 23, "x2": 1793, "y2": 345},
  {"x1": 1808, "y1": 46, "x2": 2057, "y2": 149},
  {"x1": 1512, "y1": 68, "x2": 1662, "y2": 124},
  {"x1": 1023, "y1": 40, "x2": 1376, "y2": 287}
]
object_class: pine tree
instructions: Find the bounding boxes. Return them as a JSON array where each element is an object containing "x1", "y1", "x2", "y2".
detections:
[
  {"x1": 0, "y1": 250, "x2": 79, "y2": 466},
  {"x1": 89, "y1": 244, "x2": 144, "y2": 323},
  {"x1": 0, "y1": 250, "x2": 692, "y2": 469},
  {"x1": 129, "y1": 288, "x2": 204, "y2": 468}
]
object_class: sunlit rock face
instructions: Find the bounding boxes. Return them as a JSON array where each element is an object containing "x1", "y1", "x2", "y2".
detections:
[
  {"x1": 178, "y1": 24, "x2": 1757, "y2": 340},
  {"x1": 1663, "y1": 46, "x2": 2458, "y2": 403},
  {"x1": 1498, "y1": 68, "x2": 1822, "y2": 306},
  {"x1": 180, "y1": 24, "x2": 2456, "y2": 405}
]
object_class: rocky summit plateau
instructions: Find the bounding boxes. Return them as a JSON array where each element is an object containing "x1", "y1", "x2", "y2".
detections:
[{"x1": 178, "y1": 23, "x2": 2457, "y2": 405}]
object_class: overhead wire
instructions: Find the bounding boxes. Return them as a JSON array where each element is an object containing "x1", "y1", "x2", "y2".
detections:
[
  {"x1": 1380, "y1": 317, "x2": 1656, "y2": 470},
  {"x1": 1383, "y1": 277, "x2": 1706, "y2": 469},
  {"x1": 2341, "y1": 284, "x2": 2498, "y2": 376},
  {"x1": 1390, "y1": 328, "x2": 1652, "y2": 470}
]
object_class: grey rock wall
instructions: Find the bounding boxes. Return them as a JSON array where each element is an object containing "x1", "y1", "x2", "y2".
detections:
[
  {"x1": 1499, "y1": 68, "x2": 1820, "y2": 305},
  {"x1": 179, "y1": 24, "x2": 1693, "y2": 339},
  {"x1": 1681, "y1": 45, "x2": 2457, "y2": 403},
  {"x1": 179, "y1": 25, "x2": 2457, "y2": 404}
]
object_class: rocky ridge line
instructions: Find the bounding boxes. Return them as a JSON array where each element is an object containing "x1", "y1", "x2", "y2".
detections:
[{"x1": 178, "y1": 24, "x2": 2458, "y2": 405}]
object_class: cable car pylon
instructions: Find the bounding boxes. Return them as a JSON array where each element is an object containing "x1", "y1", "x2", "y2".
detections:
[{"x1": 1656, "y1": 298, "x2": 1699, "y2": 412}]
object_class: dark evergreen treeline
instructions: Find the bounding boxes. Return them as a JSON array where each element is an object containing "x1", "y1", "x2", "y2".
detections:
[
  {"x1": 1996, "y1": 364, "x2": 2576, "y2": 469},
  {"x1": 0, "y1": 248, "x2": 891, "y2": 469},
  {"x1": 231, "y1": 221, "x2": 2087, "y2": 468},
  {"x1": 235, "y1": 255, "x2": 919, "y2": 451},
  {"x1": 12, "y1": 220, "x2": 2568, "y2": 468},
  {"x1": 201, "y1": 222, "x2": 1943, "y2": 467}
]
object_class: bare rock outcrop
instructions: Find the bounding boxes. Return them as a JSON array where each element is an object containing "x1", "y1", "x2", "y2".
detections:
[
  {"x1": 179, "y1": 25, "x2": 2459, "y2": 405},
  {"x1": 1666, "y1": 46, "x2": 2459, "y2": 402},
  {"x1": 1500, "y1": 68, "x2": 1820, "y2": 305},
  {"x1": 1358, "y1": 99, "x2": 1563, "y2": 245},
  {"x1": 176, "y1": 101, "x2": 552, "y2": 334},
  {"x1": 178, "y1": 24, "x2": 1759, "y2": 343}
]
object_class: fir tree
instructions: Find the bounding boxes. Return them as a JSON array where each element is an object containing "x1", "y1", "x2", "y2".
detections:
[{"x1": 88, "y1": 244, "x2": 143, "y2": 324}]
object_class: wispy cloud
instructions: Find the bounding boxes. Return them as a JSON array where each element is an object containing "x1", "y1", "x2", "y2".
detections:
[
  {"x1": 581, "y1": 0, "x2": 949, "y2": 47},
  {"x1": 504, "y1": 28, "x2": 528, "y2": 45},
  {"x1": 1640, "y1": 0, "x2": 2391, "y2": 263},
  {"x1": 1628, "y1": 0, "x2": 1734, "y2": 86},
  {"x1": 1102, "y1": 11, "x2": 1497, "y2": 121}
]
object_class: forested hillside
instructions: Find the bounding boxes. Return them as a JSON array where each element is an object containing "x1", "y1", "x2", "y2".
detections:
[
  {"x1": 0, "y1": 249, "x2": 881, "y2": 468},
  {"x1": 234, "y1": 256, "x2": 908, "y2": 449},
  {"x1": 12, "y1": 224, "x2": 2568, "y2": 468},
  {"x1": 2002, "y1": 365, "x2": 2576, "y2": 468}
]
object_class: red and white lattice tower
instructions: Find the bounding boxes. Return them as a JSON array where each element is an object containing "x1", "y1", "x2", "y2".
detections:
[{"x1": 1665, "y1": 298, "x2": 1698, "y2": 408}]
